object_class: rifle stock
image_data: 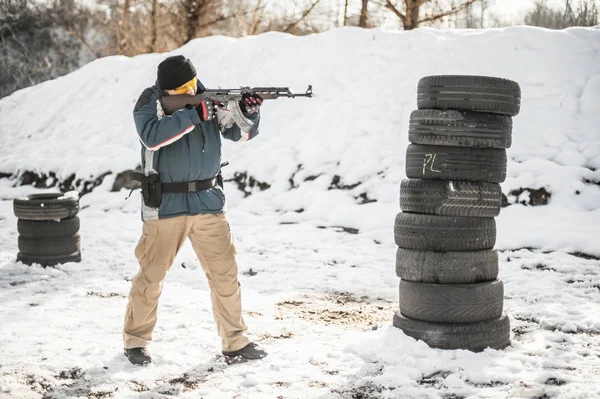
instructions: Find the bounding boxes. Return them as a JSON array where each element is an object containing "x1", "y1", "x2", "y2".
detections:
[{"x1": 160, "y1": 85, "x2": 313, "y2": 115}]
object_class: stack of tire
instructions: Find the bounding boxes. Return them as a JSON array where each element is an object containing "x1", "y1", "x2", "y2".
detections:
[
  {"x1": 393, "y1": 75, "x2": 521, "y2": 351},
  {"x1": 14, "y1": 193, "x2": 81, "y2": 267}
]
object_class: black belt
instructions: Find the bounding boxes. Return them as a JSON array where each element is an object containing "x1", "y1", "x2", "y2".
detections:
[{"x1": 161, "y1": 177, "x2": 218, "y2": 193}]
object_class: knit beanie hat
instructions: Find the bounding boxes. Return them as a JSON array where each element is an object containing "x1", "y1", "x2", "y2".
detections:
[{"x1": 157, "y1": 55, "x2": 196, "y2": 90}]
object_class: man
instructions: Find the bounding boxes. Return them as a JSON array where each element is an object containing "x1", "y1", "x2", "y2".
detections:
[{"x1": 123, "y1": 55, "x2": 266, "y2": 366}]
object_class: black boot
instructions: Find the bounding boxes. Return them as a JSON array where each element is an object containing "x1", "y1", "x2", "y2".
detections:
[
  {"x1": 124, "y1": 347, "x2": 152, "y2": 365},
  {"x1": 222, "y1": 343, "x2": 267, "y2": 360}
]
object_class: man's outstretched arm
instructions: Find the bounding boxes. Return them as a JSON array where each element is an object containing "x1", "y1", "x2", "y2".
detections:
[{"x1": 133, "y1": 88, "x2": 201, "y2": 151}]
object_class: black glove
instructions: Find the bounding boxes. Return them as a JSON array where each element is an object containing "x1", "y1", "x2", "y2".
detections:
[{"x1": 239, "y1": 93, "x2": 263, "y2": 115}]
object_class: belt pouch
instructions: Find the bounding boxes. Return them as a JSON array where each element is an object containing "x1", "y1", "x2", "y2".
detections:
[{"x1": 142, "y1": 173, "x2": 162, "y2": 208}]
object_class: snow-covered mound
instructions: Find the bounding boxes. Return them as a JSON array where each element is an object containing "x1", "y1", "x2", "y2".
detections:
[
  {"x1": 1, "y1": 27, "x2": 600, "y2": 399},
  {"x1": 1, "y1": 26, "x2": 599, "y2": 255}
]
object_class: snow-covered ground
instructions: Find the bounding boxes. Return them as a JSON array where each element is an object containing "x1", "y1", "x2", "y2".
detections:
[{"x1": 1, "y1": 26, "x2": 599, "y2": 398}]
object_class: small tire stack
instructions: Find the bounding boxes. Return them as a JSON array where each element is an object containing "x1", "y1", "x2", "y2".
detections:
[
  {"x1": 13, "y1": 193, "x2": 81, "y2": 267},
  {"x1": 393, "y1": 75, "x2": 521, "y2": 351}
]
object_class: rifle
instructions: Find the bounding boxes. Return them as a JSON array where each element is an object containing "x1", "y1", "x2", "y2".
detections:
[{"x1": 160, "y1": 85, "x2": 314, "y2": 115}]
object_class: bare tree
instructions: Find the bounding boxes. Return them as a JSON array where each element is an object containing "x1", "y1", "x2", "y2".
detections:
[
  {"x1": 341, "y1": 0, "x2": 348, "y2": 25},
  {"x1": 359, "y1": 0, "x2": 369, "y2": 27},
  {"x1": 525, "y1": 0, "x2": 599, "y2": 28},
  {"x1": 567, "y1": 0, "x2": 599, "y2": 25},
  {"x1": 180, "y1": 0, "x2": 220, "y2": 44},
  {"x1": 376, "y1": 0, "x2": 479, "y2": 30},
  {"x1": 453, "y1": 0, "x2": 488, "y2": 28},
  {"x1": 224, "y1": 0, "x2": 324, "y2": 36},
  {"x1": 178, "y1": 0, "x2": 267, "y2": 43},
  {"x1": 148, "y1": 0, "x2": 158, "y2": 52},
  {"x1": 282, "y1": 0, "x2": 321, "y2": 32},
  {"x1": 118, "y1": 0, "x2": 131, "y2": 53},
  {"x1": 248, "y1": 0, "x2": 264, "y2": 34},
  {"x1": 0, "y1": 0, "x2": 97, "y2": 98}
]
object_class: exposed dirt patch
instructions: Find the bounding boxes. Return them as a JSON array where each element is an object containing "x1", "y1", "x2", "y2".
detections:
[
  {"x1": 8, "y1": 170, "x2": 112, "y2": 197},
  {"x1": 259, "y1": 331, "x2": 294, "y2": 341},
  {"x1": 242, "y1": 268, "x2": 258, "y2": 276},
  {"x1": 168, "y1": 372, "x2": 206, "y2": 391},
  {"x1": 308, "y1": 380, "x2": 328, "y2": 388},
  {"x1": 506, "y1": 248, "x2": 600, "y2": 262},
  {"x1": 583, "y1": 178, "x2": 600, "y2": 187},
  {"x1": 502, "y1": 187, "x2": 551, "y2": 207},
  {"x1": 55, "y1": 367, "x2": 84, "y2": 380},
  {"x1": 150, "y1": 364, "x2": 225, "y2": 394},
  {"x1": 332, "y1": 381, "x2": 392, "y2": 399},
  {"x1": 225, "y1": 172, "x2": 271, "y2": 197},
  {"x1": 329, "y1": 175, "x2": 361, "y2": 190},
  {"x1": 20, "y1": 369, "x2": 116, "y2": 399},
  {"x1": 86, "y1": 291, "x2": 124, "y2": 299},
  {"x1": 244, "y1": 310, "x2": 263, "y2": 317},
  {"x1": 417, "y1": 371, "x2": 451, "y2": 388},
  {"x1": 545, "y1": 378, "x2": 567, "y2": 386},
  {"x1": 317, "y1": 225, "x2": 360, "y2": 234},
  {"x1": 512, "y1": 315, "x2": 541, "y2": 337},
  {"x1": 128, "y1": 381, "x2": 149, "y2": 392},
  {"x1": 24, "y1": 374, "x2": 53, "y2": 396},
  {"x1": 468, "y1": 380, "x2": 509, "y2": 388},
  {"x1": 520, "y1": 263, "x2": 557, "y2": 272},
  {"x1": 569, "y1": 252, "x2": 600, "y2": 261},
  {"x1": 276, "y1": 292, "x2": 395, "y2": 330}
]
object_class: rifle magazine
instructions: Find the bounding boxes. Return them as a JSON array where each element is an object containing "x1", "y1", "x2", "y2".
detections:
[{"x1": 228, "y1": 100, "x2": 254, "y2": 136}]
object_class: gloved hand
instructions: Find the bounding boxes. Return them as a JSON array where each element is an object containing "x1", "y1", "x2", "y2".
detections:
[{"x1": 239, "y1": 93, "x2": 263, "y2": 115}]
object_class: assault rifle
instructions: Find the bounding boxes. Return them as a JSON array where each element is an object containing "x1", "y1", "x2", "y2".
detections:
[{"x1": 160, "y1": 85, "x2": 314, "y2": 115}]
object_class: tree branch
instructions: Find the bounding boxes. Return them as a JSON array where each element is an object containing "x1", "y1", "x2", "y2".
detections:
[
  {"x1": 64, "y1": 29, "x2": 99, "y2": 58},
  {"x1": 196, "y1": 7, "x2": 258, "y2": 30},
  {"x1": 383, "y1": 0, "x2": 406, "y2": 24},
  {"x1": 283, "y1": 0, "x2": 321, "y2": 33},
  {"x1": 418, "y1": 0, "x2": 478, "y2": 24},
  {"x1": 250, "y1": 0, "x2": 265, "y2": 35}
]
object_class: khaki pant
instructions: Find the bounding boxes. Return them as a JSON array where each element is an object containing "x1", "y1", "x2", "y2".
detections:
[{"x1": 123, "y1": 213, "x2": 249, "y2": 352}]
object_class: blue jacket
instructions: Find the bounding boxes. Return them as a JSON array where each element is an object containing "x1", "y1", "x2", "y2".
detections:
[{"x1": 133, "y1": 85, "x2": 260, "y2": 220}]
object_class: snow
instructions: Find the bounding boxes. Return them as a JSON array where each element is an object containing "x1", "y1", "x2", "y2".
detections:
[
  {"x1": 580, "y1": 74, "x2": 600, "y2": 113},
  {"x1": 1, "y1": 26, "x2": 600, "y2": 398}
]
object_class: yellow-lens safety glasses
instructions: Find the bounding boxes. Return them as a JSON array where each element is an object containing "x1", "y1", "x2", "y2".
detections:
[{"x1": 172, "y1": 76, "x2": 197, "y2": 94}]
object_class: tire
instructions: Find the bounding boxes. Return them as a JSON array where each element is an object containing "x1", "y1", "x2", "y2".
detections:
[
  {"x1": 18, "y1": 234, "x2": 80, "y2": 256},
  {"x1": 400, "y1": 179, "x2": 502, "y2": 217},
  {"x1": 417, "y1": 75, "x2": 521, "y2": 116},
  {"x1": 399, "y1": 280, "x2": 504, "y2": 323},
  {"x1": 394, "y1": 212, "x2": 496, "y2": 251},
  {"x1": 396, "y1": 248, "x2": 499, "y2": 284},
  {"x1": 408, "y1": 109, "x2": 512, "y2": 149},
  {"x1": 393, "y1": 311, "x2": 511, "y2": 352},
  {"x1": 17, "y1": 251, "x2": 81, "y2": 267},
  {"x1": 17, "y1": 217, "x2": 80, "y2": 238},
  {"x1": 405, "y1": 144, "x2": 507, "y2": 183},
  {"x1": 13, "y1": 193, "x2": 79, "y2": 221}
]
